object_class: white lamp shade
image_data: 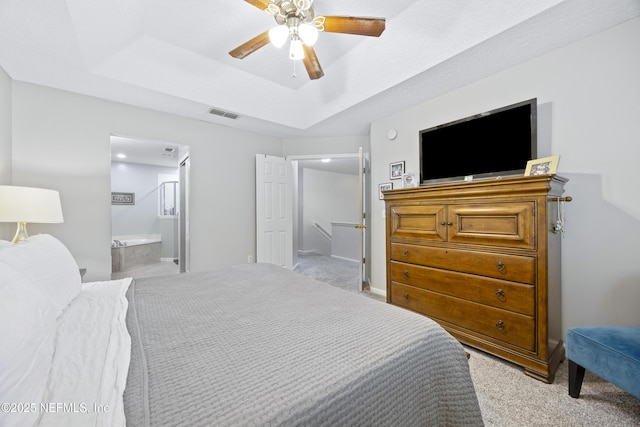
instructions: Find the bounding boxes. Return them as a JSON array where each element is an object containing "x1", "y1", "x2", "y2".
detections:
[
  {"x1": 0, "y1": 186, "x2": 64, "y2": 223},
  {"x1": 298, "y1": 23, "x2": 318, "y2": 46},
  {"x1": 268, "y1": 25, "x2": 289, "y2": 48}
]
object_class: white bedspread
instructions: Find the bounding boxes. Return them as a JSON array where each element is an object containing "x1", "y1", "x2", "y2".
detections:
[{"x1": 38, "y1": 279, "x2": 131, "y2": 427}]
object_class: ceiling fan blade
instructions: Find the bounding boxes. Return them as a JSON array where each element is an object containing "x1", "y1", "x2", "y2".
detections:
[
  {"x1": 229, "y1": 31, "x2": 270, "y2": 59},
  {"x1": 244, "y1": 0, "x2": 271, "y2": 11},
  {"x1": 302, "y1": 45, "x2": 324, "y2": 80},
  {"x1": 320, "y1": 16, "x2": 386, "y2": 37}
]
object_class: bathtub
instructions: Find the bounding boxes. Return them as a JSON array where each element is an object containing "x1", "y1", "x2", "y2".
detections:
[{"x1": 111, "y1": 235, "x2": 162, "y2": 272}]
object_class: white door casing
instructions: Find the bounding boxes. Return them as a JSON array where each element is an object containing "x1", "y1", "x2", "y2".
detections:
[
  {"x1": 357, "y1": 147, "x2": 366, "y2": 291},
  {"x1": 179, "y1": 156, "x2": 190, "y2": 273}
]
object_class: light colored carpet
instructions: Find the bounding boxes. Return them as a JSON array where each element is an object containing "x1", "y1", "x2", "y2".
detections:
[
  {"x1": 293, "y1": 253, "x2": 360, "y2": 293},
  {"x1": 466, "y1": 346, "x2": 640, "y2": 426}
]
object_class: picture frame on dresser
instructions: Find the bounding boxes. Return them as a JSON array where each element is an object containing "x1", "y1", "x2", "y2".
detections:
[
  {"x1": 524, "y1": 155, "x2": 559, "y2": 176},
  {"x1": 378, "y1": 182, "x2": 393, "y2": 200}
]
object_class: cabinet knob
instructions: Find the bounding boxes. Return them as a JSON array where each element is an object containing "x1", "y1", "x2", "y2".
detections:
[
  {"x1": 440, "y1": 221, "x2": 453, "y2": 226},
  {"x1": 496, "y1": 261, "x2": 506, "y2": 273},
  {"x1": 403, "y1": 270, "x2": 409, "y2": 279},
  {"x1": 403, "y1": 293, "x2": 409, "y2": 302},
  {"x1": 495, "y1": 320, "x2": 506, "y2": 332},
  {"x1": 496, "y1": 289, "x2": 505, "y2": 299},
  {"x1": 403, "y1": 249, "x2": 409, "y2": 257}
]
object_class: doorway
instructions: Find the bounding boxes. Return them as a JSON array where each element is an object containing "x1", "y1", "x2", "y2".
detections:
[
  {"x1": 110, "y1": 135, "x2": 190, "y2": 279},
  {"x1": 290, "y1": 151, "x2": 369, "y2": 293}
]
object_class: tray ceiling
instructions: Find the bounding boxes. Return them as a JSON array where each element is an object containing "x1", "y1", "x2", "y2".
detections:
[{"x1": 1, "y1": 0, "x2": 639, "y2": 138}]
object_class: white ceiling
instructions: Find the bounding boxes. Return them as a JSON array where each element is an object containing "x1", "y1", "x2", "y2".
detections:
[{"x1": 1, "y1": 0, "x2": 639, "y2": 140}]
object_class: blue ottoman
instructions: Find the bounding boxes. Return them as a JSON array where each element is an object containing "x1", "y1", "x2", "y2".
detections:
[{"x1": 566, "y1": 326, "x2": 640, "y2": 399}]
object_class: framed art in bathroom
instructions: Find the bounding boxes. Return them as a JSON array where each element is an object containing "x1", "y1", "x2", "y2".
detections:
[{"x1": 111, "y1": 192, "x2": 135, "y2": 205}]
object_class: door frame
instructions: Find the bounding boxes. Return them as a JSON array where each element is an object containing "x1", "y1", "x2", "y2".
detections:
[
  {"x1": 179, "y1": 155, "x2": 190, "y2": 273},
  {"x1": 288, "y1": 151, "x2": 370, "y2": 288}
]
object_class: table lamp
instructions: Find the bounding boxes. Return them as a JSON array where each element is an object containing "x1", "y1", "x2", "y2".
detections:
[{"x1": 0, "y1": 185, "x2": 64, "y2": 243}]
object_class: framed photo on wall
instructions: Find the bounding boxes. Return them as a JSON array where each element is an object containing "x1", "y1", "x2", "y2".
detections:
[
  {"x1": 524, "y1": 156, "x2": 560, "y2": 176},
  {"x1": 390, "y1": 161, "x2": 405, "y2": 180},
  {"x1": 378, "y1": 182, "x2": 393, "y2": 200},
  {"x1": 111, "y1": 192, "x2": 135, "y2": 205}
]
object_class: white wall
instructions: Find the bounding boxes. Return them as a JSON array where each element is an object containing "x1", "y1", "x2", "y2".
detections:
[
  {"x1": 0, "y1": 66, "x2": 10, "y2": 184},
  {"x1": 9, "y1": 82, "x2": 282, "y2": 281},
  {"x1": 283, "y1": 135, "x2": 369, "y2": 157},
  {"x1": 0, "y1": 66, "x2": 12, "y2": 237},
  {"x1": 370, "y1": 17, "x2": 640, "y2": 332}
]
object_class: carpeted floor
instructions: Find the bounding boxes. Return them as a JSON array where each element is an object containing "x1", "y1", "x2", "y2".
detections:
[
  {"x1": 466, "y1": 346, "x2": 640, "y2": 426},
  {"x1": 293, "y1": 253, "x2": 360, "y2": 293}
]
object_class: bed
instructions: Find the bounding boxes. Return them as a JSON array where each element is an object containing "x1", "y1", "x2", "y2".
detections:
[{"x1": 0, "y1": 234, "x2": 483, "y2": 426}]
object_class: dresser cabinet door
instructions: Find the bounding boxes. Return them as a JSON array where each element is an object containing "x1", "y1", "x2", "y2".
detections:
[
  {"x1": 389, "y1": 205, "x2": 447, "y2": 242},
  {"x1": 447, "y1": 202, "x2": 535, "y2": 249}
]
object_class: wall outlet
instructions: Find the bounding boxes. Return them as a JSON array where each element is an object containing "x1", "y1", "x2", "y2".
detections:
[{"x1": 248, "y1": 255, "x2": 253, "y2": 263}]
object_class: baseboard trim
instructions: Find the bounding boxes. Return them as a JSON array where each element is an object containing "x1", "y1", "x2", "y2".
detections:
[{"x1": 368, "y1": 286, "x2": 386, "y2": 299}]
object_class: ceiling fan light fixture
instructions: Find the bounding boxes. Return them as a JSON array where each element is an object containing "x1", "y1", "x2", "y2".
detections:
[
  {"x1": 269, "y1": 24, "x2": 289, "y2": 48},
  {"x1": 312, "y1": 16, "x2": 325, "y2": 31},
  {"x1": 298, "y1": 23, "x2": 318, "y2": 46},
  {"x1": 289, "y1": 38, "x2": 304, "y2": 60},
  {"x1": 294, "y1": 0, "x2": 313, "y2": 11}
]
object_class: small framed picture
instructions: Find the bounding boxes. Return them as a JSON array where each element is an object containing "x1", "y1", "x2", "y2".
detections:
[
  {"x1": 378, "y1": 182, "x2": 393, "y2": 200},
  {"x1": 402, "y1": 172, "x2": 418, "y2": 188},
  {"x1": 111, "y1": 192, "x2": 135, "y2": 205},
  {"x1": 390, "y1": 161, "x2": 405, "y2": 180},
  {"x1": 524, "y1": 156, "x2": 560, "y2": 176}
]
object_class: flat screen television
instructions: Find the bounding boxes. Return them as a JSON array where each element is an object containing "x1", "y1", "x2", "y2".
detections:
[{"x1": 419, "y1": 98, "x2": 537, "y2": 184}]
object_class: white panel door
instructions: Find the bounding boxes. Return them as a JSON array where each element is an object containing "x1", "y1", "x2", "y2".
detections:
[{"x1": 256, "y1": 154, "x2": 293, "y2": 269}]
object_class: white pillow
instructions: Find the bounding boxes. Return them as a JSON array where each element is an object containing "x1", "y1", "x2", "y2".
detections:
[
  {"x1": 0, "y1": 263, "x2": 57, "y2": 427},
  {"x1": 0, "y1": 234, "x2": 81, "y2": 317}
]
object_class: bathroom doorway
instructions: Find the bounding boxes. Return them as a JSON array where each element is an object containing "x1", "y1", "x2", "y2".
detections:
[{"x1": 110, "y1": 135, "x2": 190, "y2": 279}]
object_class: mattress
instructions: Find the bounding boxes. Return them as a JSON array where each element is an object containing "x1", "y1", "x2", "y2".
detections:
[{"x1": 123, "y1": 263, "x2": 483, "y2": 426}]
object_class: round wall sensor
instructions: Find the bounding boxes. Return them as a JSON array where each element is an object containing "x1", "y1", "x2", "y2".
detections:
[{"x1": 387, "y1": 129, "x2": 398, "y2": 140}]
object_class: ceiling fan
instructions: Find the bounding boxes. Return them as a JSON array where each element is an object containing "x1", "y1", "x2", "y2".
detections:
[{"x1": 229, "y1": 0, "x2": 386, "y2": 80}]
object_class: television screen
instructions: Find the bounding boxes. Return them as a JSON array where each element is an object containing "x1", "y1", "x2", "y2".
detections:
[{"x1": 420, "y1": 99, "x2": 537, "y2": 184}]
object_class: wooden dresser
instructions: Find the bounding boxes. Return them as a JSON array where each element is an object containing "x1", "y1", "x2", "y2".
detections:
[{"x1": 384, "y1": 175, "x2": 568, "y2": 382}]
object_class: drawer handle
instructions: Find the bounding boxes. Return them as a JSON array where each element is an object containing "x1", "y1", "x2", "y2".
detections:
[
  {"x1": 403, "y1": 293, "x2": 409, "y2": 302},
  {"x1": 495, "y1": 320, "x2": 506, "y2": 332},
  {"x1": 403, "y1": 249, "x2": 409, "y2": 257},
  {"x1": 403, "y1": 270, "x2": 409, "y2": 279},
  {"x1": 496, "y1": 289, "x2": 505, "y2": 299},
  {"x1": 496, "y1": 261, "x2": 506, "y2": 273}
]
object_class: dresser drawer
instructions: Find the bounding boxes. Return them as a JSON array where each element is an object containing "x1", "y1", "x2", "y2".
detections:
[
  {"x1": 390, "y1": 282, "x2": 535, "y2": 351},
  {"x1": 390, "y1": 243, "x2": 535, "y2": 284},
  {"x1": 390, "y1": 261, "x2": 535, "y2": 316}
]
